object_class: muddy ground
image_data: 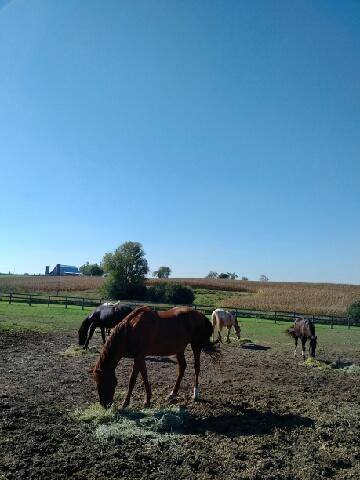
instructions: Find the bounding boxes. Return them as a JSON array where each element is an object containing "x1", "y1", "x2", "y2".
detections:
[{"x1": 1, "y1": 331, "x2": 359, "y2": 480}]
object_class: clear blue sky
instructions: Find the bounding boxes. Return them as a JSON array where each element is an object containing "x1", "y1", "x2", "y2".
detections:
[{"x1": 0, "y1": 0, "x2": 359, "y2": 283}]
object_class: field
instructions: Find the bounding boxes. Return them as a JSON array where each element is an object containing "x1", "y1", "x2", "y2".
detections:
[
  {"x1": 1, "y1": 303, "x2": 360, "y2": 479},
  {"x1": 1, "y1": 275, "x2": 360, "y2": 315}
]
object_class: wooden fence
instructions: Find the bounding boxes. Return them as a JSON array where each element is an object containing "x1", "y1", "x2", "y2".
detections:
[{"x1": 0, "y1": 291, "x2": 358, "y2": 329}]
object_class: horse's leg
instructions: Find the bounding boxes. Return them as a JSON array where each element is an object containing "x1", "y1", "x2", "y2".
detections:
[
  {"x1": 301, "y1": 338, "x2": 306, "y2": 359},
  {"x1": 192, "y1": 346, "x2": 201, "y2": 400},
  {"x1": 218, "y1": 325, "x2": 223, "y2": 343},
  {"x1": 84, "y1": 323, "x2": 96, "y2": 349},
  {"x1": 168, "y1": 351, "x2": 187, "y2": 400},
  {"x1": 139, "y1": 360, "x2": 151, "y2": 407},
  {"x1": 100, "y1": 327, "x2": 106, "y2": 344},
  {"x1": 294, "y1": 337, "x2": 298, "y2": 357},
  {"x1": 226, "y1": 326, "x2": 231, "y2": 343},
  {"x1": 122, "y1": 358, "x2": 141, "y2": 408},
  {"x1": 212, "y1": 315, "x2": 216, "y2": 341}
]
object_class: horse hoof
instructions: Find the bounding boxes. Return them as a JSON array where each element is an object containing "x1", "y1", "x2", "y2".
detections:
[
  {"x1": 143, "y1": 401, "x2": 151, "y2": 408},
  {"x1": 121, "y1": 401, "x2": 130, "y2": 410},
  {"x1": 167, "y1": 392, "x2": 177, "y2": 402}
]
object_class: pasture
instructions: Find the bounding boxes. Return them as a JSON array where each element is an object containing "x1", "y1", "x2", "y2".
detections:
[{"x1": 0, "y1": 303, "x2": 360, "y2": 480}]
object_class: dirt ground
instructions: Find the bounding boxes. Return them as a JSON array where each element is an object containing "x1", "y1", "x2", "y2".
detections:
[{"x1": 1, "y1": 331, "x2": 359, "y2": 480}]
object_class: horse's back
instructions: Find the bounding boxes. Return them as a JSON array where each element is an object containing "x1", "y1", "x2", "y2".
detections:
[{"x1": 124, "y1": 307, "x2": 206, "y2": 355}]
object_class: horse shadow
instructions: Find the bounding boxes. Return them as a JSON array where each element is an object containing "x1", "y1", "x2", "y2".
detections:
[
  {"x1": 184, "y1": 403, "x2": 314, "y2": 437},
  {"x1": 241, "y1": 343, "x2": 271, "y2": 351},
  {"x1": 146, "y1": 356, "x2": 177, "y2": 364}
]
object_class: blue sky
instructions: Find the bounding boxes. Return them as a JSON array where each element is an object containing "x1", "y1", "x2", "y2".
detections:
[{"x1": 0, "y1": 0, "x2": 359, "y2": 283}]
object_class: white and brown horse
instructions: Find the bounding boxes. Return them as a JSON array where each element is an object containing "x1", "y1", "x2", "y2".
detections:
[{"x1": 211, "y1": 308, "x2": 241, "y2": 343}]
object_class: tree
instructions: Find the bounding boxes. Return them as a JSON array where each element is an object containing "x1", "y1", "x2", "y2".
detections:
[
  {"x1": 347, "y1": 301, "x2": 360, "y2": 321},
  {"x1": 80, "y1": 262, "x2": 104, "y2": 276},
  {"x1": 218, "y1": 273, "x2": 229, "y2": 279},
  {"x1": 241, "y1": 276, "x2": 248, "y2": 281},
  {"x1": 259, "y1": 275, "x2": 269, "y2": 282},
  {"x1": 153, "y1": 266, "x2": 172, "y2": 278},
  {"x1": 102, "y1": 241, "x2": 149, "y2": 299},
  {"x1": 227, "y1": 272, "x2": 238, "y2": 280},
  {"x1": 206, "y1": 271, "x2": 218, "y2": 279}
]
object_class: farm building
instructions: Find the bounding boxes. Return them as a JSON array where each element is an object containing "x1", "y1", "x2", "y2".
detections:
[{"x1": 45, "y1": 264, "x2": 80, "y2": 276}]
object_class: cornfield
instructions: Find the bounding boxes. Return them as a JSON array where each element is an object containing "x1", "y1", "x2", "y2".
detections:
[{"x1": 0, "y1": 275, "x2": 359, "y2": 315}]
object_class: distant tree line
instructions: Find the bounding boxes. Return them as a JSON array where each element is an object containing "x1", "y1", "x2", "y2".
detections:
[{"x1": 205, "y1": 271, "x2": 269, "y2": 282}]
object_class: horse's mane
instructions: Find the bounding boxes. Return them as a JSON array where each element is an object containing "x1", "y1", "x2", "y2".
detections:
[{"x1": 95, "y1": 306, "x2": 152, "y2": 372}]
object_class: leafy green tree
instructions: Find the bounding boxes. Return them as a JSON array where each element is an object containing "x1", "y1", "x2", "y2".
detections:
[
  {"x1": 80, "y1": 262, "x2": 104, "y2": 276},
  {"x1": 218, "y1": 273, "x2": 229, "y2": 279},
  {"x1": 153, "y1": 266, "x2": 172, "y2": 278},
  {"x1": 206, "y1": 271, "x2": 218, "y2": 278},
  {"x1": 102, "y1": 241, "x2": 149, "y2": 299},
  {"x1": 347, "y1": 301, "x2": 360, "y2": 321},
  {"x1": 227, "y1": 272, "x2": 238, "y2": 280}
]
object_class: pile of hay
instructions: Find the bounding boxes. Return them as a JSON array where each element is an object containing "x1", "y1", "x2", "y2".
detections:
[
  {"x1": 60, "y1": 344, "x2": 100, "y2": 357},
  {"x1": 302, "y1": 357, "x2": 360, "y2": 373},
  {"x1": 72, "y1": 403, "x2": 188, "y2": 444},
  {"x1": 302, "y1": 358, "x2": 333, "y2": 370}
]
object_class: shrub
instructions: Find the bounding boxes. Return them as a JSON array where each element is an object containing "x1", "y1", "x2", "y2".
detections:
[
  {"x1": 347, "y1": 301, "x2": 360, "y2": 320},
  {"x1": 147, "y1": 283, "x2": 195, "y2": 305}
]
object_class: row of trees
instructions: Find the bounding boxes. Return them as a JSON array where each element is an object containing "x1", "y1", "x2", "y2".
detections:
[{"x1": 205, "y1": 271, "x2": 269, "y2": 282}]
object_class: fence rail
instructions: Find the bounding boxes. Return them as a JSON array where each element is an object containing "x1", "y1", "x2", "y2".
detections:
[{"x1": 0, "y1": 291, "x2": 358, "y2": 329}]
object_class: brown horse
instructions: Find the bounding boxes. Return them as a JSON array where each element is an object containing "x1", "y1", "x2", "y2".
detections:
[
  {"x1": 287, "y1": 317, "x2": 317, "y2": 358},
  {"x1": 89, "y1": 306, "x2": 219, "y2": 408}
]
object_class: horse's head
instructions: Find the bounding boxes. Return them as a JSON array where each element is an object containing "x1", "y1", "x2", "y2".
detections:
[
  {"x1": 309, "y1": 335, "x2": 317, "y2": 357},
  {"x1": 90, "y1": 368, "x2": 117, "y2": 408},
  {"x1": 78, "y1": 321, "x2": 88, "y2": 346}
]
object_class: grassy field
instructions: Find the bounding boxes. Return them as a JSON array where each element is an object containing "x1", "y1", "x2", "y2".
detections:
[
  {"x1": 1, "y1": 302, "x2": 359, "y2": 356},
  {"x1": 1, "y1": 274, "x2": 359, "y2": 315}
]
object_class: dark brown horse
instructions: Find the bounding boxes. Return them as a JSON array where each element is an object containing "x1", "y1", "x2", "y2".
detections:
[
  {"x1": 287, "y1": 317, "x2": 317, "y2": 358},
  {"x1": 78, "y1": 303, "x2": 133, "y2": 349},
  {"x1": 89, "y1": 306, "x2": 219, "y2": 408}
]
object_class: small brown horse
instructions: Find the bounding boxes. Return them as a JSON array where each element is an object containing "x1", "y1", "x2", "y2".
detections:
[
  {"x1": 287, "y1": 317, "x2": 317, "y2": 358},
  {"x1": 89, "y1": 306, "x2": 219, "y2": 408},
  {"x1": 211, "y1": 308, "x2": 241, "y2": 343}
]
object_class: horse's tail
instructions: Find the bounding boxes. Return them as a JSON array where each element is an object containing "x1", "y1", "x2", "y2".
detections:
[{"x1": 198, "y1": 313, "x2": 221, "y2": 363}]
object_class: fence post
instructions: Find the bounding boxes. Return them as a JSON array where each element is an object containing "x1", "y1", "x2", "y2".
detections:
[
  {"x1": 48, "y1": 296, "x2": 50, "y2": 307},
  {"x1": 9, "y1": 293, "x2": 12, "y2": 305},
  {"x1": 348, "y1": 317, "x2": 351, "y2": 330},
  {"x1": 331, "y1": 316, "x2": 334, "y2": 329},
  {"x1": 274, "y1": 311, "x2": 277, "y2": 324},
  {"x1": 65, "y1": 297, "x2": 68, "y2": 309},
  {"x1": 28, "y1": 295, "x2": 32, "y2": 307},
  {"x1": 82, "y1": 298, "x2": 85, "y2": 310}
]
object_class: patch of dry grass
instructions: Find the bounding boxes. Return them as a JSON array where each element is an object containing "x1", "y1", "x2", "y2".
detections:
[
  {"x1": 60, "y1": 344, "x2": 100, "y2": 357},
  {"x1": 72, "y1": 403, "x2": 187, "y2": 444}
]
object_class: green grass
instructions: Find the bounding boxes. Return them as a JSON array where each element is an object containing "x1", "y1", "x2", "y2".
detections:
[
  {"x1": 0, "y1": 301, "x2": 92, "y2": 332},
  {"x1": 0, "y1": 302, "x2": 359, "y2": 353}
]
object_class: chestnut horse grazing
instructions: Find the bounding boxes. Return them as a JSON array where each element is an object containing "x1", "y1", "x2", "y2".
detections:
[
  {"x1": 287, "y1": 317, "x2": 317, "y2": 358},
  {"x1": 90, "y1": 306, "x2": 219, "y2": 408},
  {"x1": 78, "y1": 303, "x2": 133, "y2": 349},
  {"x1": 211, "y1": 308, "x2": 241, "y2": 343}
]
